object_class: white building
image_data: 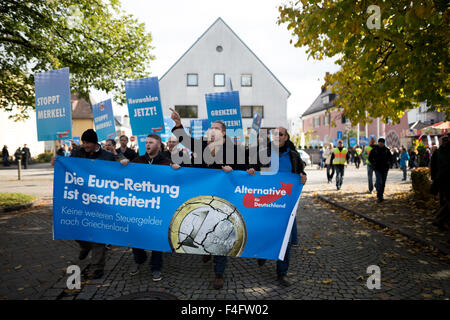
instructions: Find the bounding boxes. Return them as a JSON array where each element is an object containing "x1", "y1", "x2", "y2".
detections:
[{"x1": 159, "y1": 17, "x2": 290, "y2": 131}]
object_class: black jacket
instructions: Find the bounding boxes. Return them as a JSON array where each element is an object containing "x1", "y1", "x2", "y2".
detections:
[
  {"x1": 368, "y1": 145, "x2": 392, "y2": 171},
  {"x1": 131, "y1": 152, "x2": 171, "y2": 166},
  {"x1": 172, "y1": 125, "x2": 248, "y2": 171},
  {"x1": 70, "y1": 146, "x2": 115, "y2": 161},
  {"x1": 116, "y1": 147, "x2": 137, "y2": 161}
]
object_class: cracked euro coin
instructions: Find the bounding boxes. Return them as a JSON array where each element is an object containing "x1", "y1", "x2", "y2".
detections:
[{"x1": 169, "y1": 196, "x2": 246, "y2": 256}]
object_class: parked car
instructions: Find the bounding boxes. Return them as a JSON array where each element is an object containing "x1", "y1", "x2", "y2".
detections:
[{"x1": 297, "y1": 149, "x2": 311, "y2": 166}]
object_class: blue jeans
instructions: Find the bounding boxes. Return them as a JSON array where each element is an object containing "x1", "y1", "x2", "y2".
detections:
[
  {"x1": 277, "y1": 221, "x2": 298, "y2": 275},
  {"x1": 132, "y1": 248, "x2": 162, "y2": 272},
  {"x1": 401, "y1": 166, "x2": 407, "y2": 180},
  {"x1": 277, "y1": 243, "x2": 292, "y2": 276},
  {"x1": 375, "y1": 169, "x2": 389, "y2": 200},
  {"x1": 367, "y1": 164, "x2": 374, "y2": 192}
]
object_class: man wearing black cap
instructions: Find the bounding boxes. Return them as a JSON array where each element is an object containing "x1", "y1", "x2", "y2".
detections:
[
  {"x1": 70, "y1": 129, "x2": 115, "y2": 279},
  {"x1": 368, "y1": 138, "x2": 393, "y2": 202}
]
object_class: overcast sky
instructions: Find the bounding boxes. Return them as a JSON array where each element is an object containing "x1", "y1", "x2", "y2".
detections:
[{"x1": 94, "y1": 0, "x2": 340, "y2": 120}]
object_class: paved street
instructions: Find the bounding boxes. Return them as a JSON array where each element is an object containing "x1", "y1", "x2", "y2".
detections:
[{"x1": 0, "y1": 163, "x2": 449, "y2": 300}]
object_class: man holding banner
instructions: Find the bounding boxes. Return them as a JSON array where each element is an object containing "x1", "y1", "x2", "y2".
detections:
[
  {"x1": 170, "y1": 107, "x2": 252, "y2": 289},
  {"x1": 128, "y1": 134, "x2": 180, "y2": 281},
  {"x1": 70, "y1": 129, "x2": 115, "y2": 280}
]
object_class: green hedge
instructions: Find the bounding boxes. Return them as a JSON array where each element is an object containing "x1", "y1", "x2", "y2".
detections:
[
  {"x1": 34, "y1": 152, "x2": 53, "y2": 163},
  {"x1": 411, "y1": 167, "x2": 432, "y2": 201}
]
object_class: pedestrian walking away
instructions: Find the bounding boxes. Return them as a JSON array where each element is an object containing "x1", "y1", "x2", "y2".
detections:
[
  {"x1": 368, "y1": 138, "x2": 393, "y2": 202},
  {"x1": 354, "y1": 145, "x2": 362, "y2": 169},
  {"x1": 363, "y1": 138, "x2": 376, "y2": 193},
  {"x1": 323, "y1": 143, "x2": 334, "y2": 183},
  {"x1": 399, "y1": 147, "x2": 410, "y2": 181},
  {"x1": 431, "y1": 134, "x2": 450, "y2": 233}
]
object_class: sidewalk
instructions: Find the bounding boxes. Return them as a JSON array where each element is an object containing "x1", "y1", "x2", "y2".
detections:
[{"x1": 318, "y1": 181, "x2": 450, "y2": 256}]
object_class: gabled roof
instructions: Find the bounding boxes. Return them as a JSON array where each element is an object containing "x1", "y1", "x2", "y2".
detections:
[
  {"x1": 159, "y1": 17, "x2": 290, "y2": 97},
  {"x1": 302, "y1": 86, "x2": 336, "y2": 117}
]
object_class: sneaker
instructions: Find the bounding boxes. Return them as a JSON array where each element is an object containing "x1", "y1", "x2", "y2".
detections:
[
  {"x1": 213, "y1": 274, "x2": 224, "y2": 290},
  {"x1": 129, "y1": 264, "x2": 142, "y2": 276},
  {"x1": 152, "y1": 271, "x2": 162, "y2": 282},
  {"x1": 78, "y1": 248, "x2": 90, "y2": 261},
  {"x1": 202, "y1": 255, "x2": 211, "y2": 263},
  {"x1": 257, "y1": 259, "x2": 266, "y2": 267},
  {"x1": 277, "y1": 275, "x2": 291, "y2": 287}
]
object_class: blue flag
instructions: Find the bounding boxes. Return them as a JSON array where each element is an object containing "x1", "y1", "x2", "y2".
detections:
[
  {"x1": 251, "y1": 113, "x2": 263, "y2": 132},
  {"x1": 34, "y1": 68, "x2": 72, "y2": 141},
  {"x1": 205, "y1": 91, "x2": 244, "y2": 144},
  {"x1": 72, "y1": 136, "x2": 81, "y2": 146},
  {"x1": 52, "y1": 157, "x2": 303, "y2": 260},
  {"x1": 137, "y1": 135, "x2": 147, "y2": 156},
  {"x1": 92, "y1": 99, "x2": 116, "y2": 142},
  {"x1": 125, "y1": 77, "x2": 165, "y2": 136},
  {"x1": 161, "y1": 117, "x2": 175, "y2": 143}
]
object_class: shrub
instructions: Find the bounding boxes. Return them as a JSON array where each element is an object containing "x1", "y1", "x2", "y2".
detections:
[
  {"x1": 34, "y1": 152, "x2": 53, "y2": 163},
  {"x1": 411, "y1": 167, "x2": 432, "y2": 201}
]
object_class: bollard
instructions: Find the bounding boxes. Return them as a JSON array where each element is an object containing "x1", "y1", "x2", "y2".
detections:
[{"x1": 18, "y1": 159, "x2": 21, "y2": 180}]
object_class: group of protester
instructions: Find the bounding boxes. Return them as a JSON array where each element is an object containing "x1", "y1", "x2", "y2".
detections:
[
  {"x1": 55, "y1": 108, "x2": 307, "y2": 290},
  {"x1": 2, "y1": 144, "x2": 31, "y2": 168}
]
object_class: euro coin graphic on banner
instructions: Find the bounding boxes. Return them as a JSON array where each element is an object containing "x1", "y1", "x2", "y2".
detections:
[{"x1": 169, "y1": 196, "x2": 247, "y2": 256}]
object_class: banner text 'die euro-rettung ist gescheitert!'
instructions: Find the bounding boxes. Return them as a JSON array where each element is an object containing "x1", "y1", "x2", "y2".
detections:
[{"x1": 53, "y1": 157, "x2": 303, "y2": 260}]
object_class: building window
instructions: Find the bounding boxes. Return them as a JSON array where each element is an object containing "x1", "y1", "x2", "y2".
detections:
[
  {"x1": 214, "y1": 73, "x2": 225, "y2": 87},
  {"x1": 314, "y1": 116, "x2": 321, "y2": 127},
  {"x1": 324, "y1": 113, "x2": 330, "y2": 126},
  {"x1": 241, "y1": 74, "x2": 252, "y2": 87},
  {"x1": 241, "y1": 106, "x2": 264, "y2": 118},
  {"x1": 175, "y1": 105, "x2": 198, "y2": 118},
  {"x1": 321, "y1": 95, "x2": 329, "y2": 104},
  {"x1": 187, "y1": 74, "x2": 198, "y2": 86}
]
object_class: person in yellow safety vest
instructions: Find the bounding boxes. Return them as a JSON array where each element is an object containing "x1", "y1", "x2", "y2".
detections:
[
  {"x1": 363, "y1": 137, "x2": 377, "y2": 193},
  {"x1": 355, "y1": 146, "x2": 362, "y2": 169},
  {"x1": 330, "y1": 140, "x2": 350, "y2": 190}
]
